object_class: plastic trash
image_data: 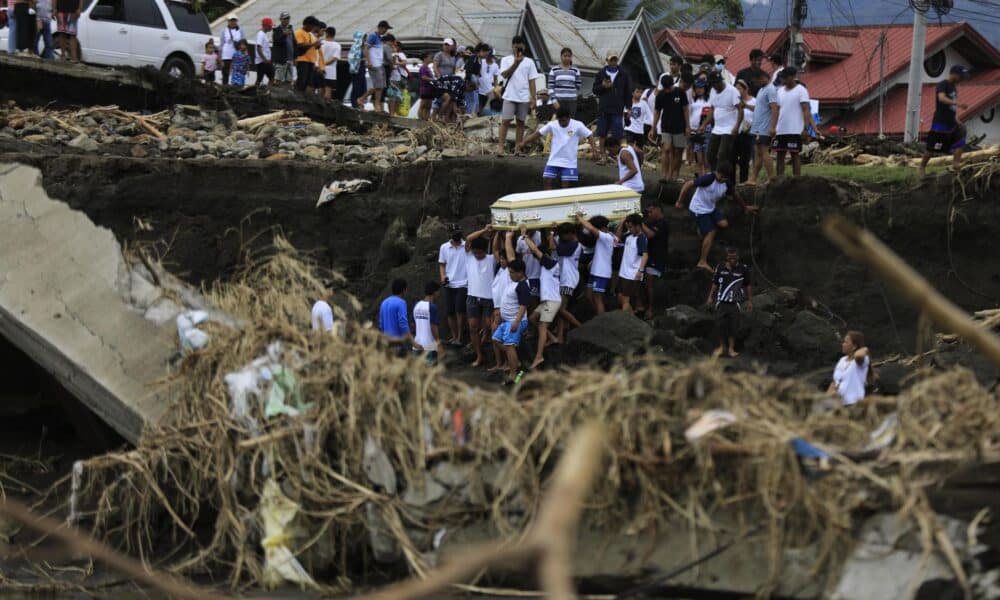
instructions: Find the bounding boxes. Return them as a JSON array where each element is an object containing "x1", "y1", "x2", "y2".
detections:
[
  {"x1": 176, "y1": 310, "x2": 210, "y2": 352},
  {"x1": 315, "y1": 179, "x2": 373, "y2": 208},
  {"x1": 260, "y1": 479, "x2": 317, "y2": 589},
  {"x1": 862, "y1": 413, "x2": 899, "y2": 453},
  {"x1": 684, "y1": 409, "x2": 739, "y2": 443}
]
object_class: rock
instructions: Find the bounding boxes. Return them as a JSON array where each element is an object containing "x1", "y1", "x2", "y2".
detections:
[
  {"x1": 305, "y1": 122, "x2": 328, "y2": 136},
  {"x1": 363, "y1": 435, "x2": 397, "y2": 494},
  {"x1": 130, "y1": 145, "x2": 148, "y2": 158},
  {"x1": 932, "y1": 344, "x2": 1000, "y2": 388},
  {"x1": 566, "y1": 311, "x2": 652, "y2": 364},
  {"x1": 402, "y1": 472, "x2": 448, "y2": 507},
  {"x1": 441, "y1": 148, "x2": 466, "y2": 158},
  {"x1": 650, "y1": 329, "x2": 704, "y2": 355},
  {"x1": 872, "y1": 361, "x2": 913, "y2": 395},
  {"x1": 375, "y1": 159, "x2": 391, "y2": 169},
  {"x1": 751, "y1": 292, "x2": 779, "y2": 314},
  {"x1": 68, "y1": 134, "x2": 99, "y2": 152},
  {"x1": 24, "y1": 134, "x2": 48, "y2": 143},
  {"x1": 264, "y1": 152, "x2": 292, "y2": 161},
  {"x1": 781, "y1": 311, "x2": 841, "y2": 365},
  {"x1": 431, "y1": 461, "x2": 473, "y2": 489},
  {"x1": 774, "y1": 286, "x2": 804, "y2": 309},
  {"x1": 392, "y1": 145, "x2": 410, "y2": 156},
  {"x1": 278, "y1": 141, "x2": 301, "y2": 152},
  {"x1": 143, "y1": 297, "x2": 182, "y2": 326},
  {"x1": 414, "y1": 145, "x2": 428, "y2": 157},
  {"x1": 657, "y1": 305, "x2": 715, "y2": 339},
  {"x1": 365, "y1": 502, "x2": 401, "y2": 563},
  {"x1": 302, "y1": 146, "x2": 325, "y2": 160},
  {"x1": 127, "y1": 271, "x2": 161, "y2": 310}
]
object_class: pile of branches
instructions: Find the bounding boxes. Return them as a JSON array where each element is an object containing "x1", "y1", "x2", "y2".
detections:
[{"x1": 53, "y1": 238, "x2": 1000, "y2": 593}]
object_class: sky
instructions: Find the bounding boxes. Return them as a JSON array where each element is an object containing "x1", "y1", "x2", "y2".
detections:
[{"x1": 738, "y1": 0, "x2": 1000, "y2": 48}]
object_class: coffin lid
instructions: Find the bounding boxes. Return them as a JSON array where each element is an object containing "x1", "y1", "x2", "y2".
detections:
[{"x1": 491, "y1": 184, "x2": 640, "y2": 210}]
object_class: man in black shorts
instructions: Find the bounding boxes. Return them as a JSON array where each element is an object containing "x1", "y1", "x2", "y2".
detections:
[
  {"x1": 641, "y1": 203, "x2": 668, "y2": 320},
  {"x1": 918, "y1": 65, "x2": 970, "y2": 178},
  {"x1": 438, "y1": 229, "x2": 468, "y2": 346},
  {"x1": 770, "y1": 67, "x2": 822, "y2": 176},
  {"x1": 706, "y1": 247, "x2": 752, "y2": 358}
]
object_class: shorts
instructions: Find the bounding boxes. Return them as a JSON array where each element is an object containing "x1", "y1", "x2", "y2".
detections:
[
  {"x1": 772, "y1": 134, "x2": 803, "y2": 153},
  {"x1": 926, "y1": 123, "x2": 966, "y2": 154},
  {"x1": 323, "y1": 78, "x2": 337, "y2": 88},
  {"x1": 661, "y1": 133, "x2": 686, "y2": 149},
  {"x1": 465, "y1": 296, "x2": 494, "y2": 320},
  {"x1": 295, "y1": 62, "x2": 314, "y2": 90},
  {"x1": 555, "y1": 98, "x2": 577, "y2": 117},
  {"x1": 596, "y1": 113, "x2": 624, "y2": 140},
  {"x1": 534, "y1": 300, "x2": 561, "y2": 324},
  {"x1": 588, "y1": 275, "x2": 610, "y2": 294},
  {"x1": 542, "y1": 165, "x2": 579, "y2": 182},
  {"x1": 203, "y1": 71, "x2": 216, "y2": 84},
  {"x1": 443, "y1": 286, "x2": 468, "y2": 316},
  {"x1": 275, "y1": 61, "x2": 295, "y2": 83},
  {"x1": 386, "y1": 80, "x2": 404, "y2": 100},
  {"x1": 560, "y1": 286, "x2": 575, "y2": 297},
  {"x1": 492, "y1": 319, "x2": 528, "y2": 346},
  {"x1": 56, "y1": 13, "x2": 78, "y2": 36},
  {"x1": 501, "y1": 100, "x2": 530, "y2": 122},
  {"x1": 692, "y1": 139, "x2": 707, "y2": 154},
  {"x1": 692, "y1": 208, "x2": 726, "y2": 236},
  {"x1": 528, "y1": 278, "x2": 541, "y2": 298},
  {"x1": 715, "y1": 302, "x2": 742, "y2": 339},
  {"x1": 255, "y1": 62, "x2": 274, "y2": 83},
  {"x1": 368, "y1": 65, "x2": 386, "y2": 89},
  {"x1": 753, "y1": 134, "x2": 772, "y2": 147},
  {"x1": 625, "y1": 130, "x2": 646, "y2": 148},
  {"x1": 645, "y1": 266, "x2": 663, "y2": 278},
  {"x1": 618, "y1": 278, "x2": 641, "y2": 299}
]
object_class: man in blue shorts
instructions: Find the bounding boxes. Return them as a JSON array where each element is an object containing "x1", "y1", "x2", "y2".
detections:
[
  {"x1": 492, "y1": 258, "x2": 531, "y2": 385},
  {"x1": 519, "y1": 106, "x2": 598, "y2": 189},
  {"x1": 918, "y1": 65, "x2": 970, "y2": 178},
  {"x1": 675, "y1": 162, "x2": 758, "y2": 272},
  {"x1": 577, "y1": 213, "x2": 617, "y2": 315},
  {"x1": 591, "y1": 51, "x2": 630, "y2": 161}
]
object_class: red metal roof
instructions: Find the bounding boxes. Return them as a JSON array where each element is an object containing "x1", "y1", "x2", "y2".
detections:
[
  {"x1": 657, "y1": 22, "x2": 1000, "y2": 107},
  {"x1": 836, "y1": 68, "x2": 1000, "y2": 135}
]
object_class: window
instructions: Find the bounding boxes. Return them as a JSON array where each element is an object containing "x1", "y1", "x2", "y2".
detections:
[
  {"x1": 166, "y1": 1, "x2": 210, "y2": 34},
  {"x1": 90, "y1": 0, "x2": 125, "y2": 22},
  {"x1": 924, "y1": 51, "x2": 946, "y2": 78},
  {"x1": 125, "y1": 0, "x2": 165, "y2": 28}
]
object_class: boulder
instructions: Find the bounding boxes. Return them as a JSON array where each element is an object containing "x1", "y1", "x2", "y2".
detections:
[
  {"x1": 780, "y1": 311, "x2": 841, "y2": 366},
  {"x1": 402, "y1": 472, "x2": 447, "y2": 507},
  {"x1": 932, "y1": 344, "x2": 1000, "y2": 388},
  {"x1": 68, "y1": 134, "x2": 99, "y2": 152},
  {"x1": 143, "y1": 297, "x2": 182, "y2": 326},
  {"x1": 566, "y1": 311, "x2": 652, "y2": 364},
  {"x1": 657, "y1": 304, "x2": 714, "y2": 339},
  {"x1": 872, "y1": 361, "x2": 914, "y2": 395}
]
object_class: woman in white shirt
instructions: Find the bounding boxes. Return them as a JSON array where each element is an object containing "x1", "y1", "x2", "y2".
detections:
[{"x1": 829, "y1": 330, "x2": 871, "y2": 406}]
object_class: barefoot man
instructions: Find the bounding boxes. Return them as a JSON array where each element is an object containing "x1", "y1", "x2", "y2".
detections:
[
  {"x1": 706, "y1": 247, "x2": 752, "y2": 358},
  {"x1": 675, "y1": 161, "x2": 757, "y2": 271}
]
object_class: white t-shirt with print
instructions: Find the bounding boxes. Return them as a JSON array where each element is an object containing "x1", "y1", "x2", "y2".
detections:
[
  {"x1": 500, "y1": 54, "x2": 539, "y2": 103},
  {"x1": 590, "y1": 231, "x2": 616, "y2": 279},
  {"x1": 833, "y1": 355, "x2": 869, "y2": 406},
  {"x1": 321, "y1": 40, "x2": 341, "y2": 79},
  {"x1": 538, "y1": 119, "x2": 591, "y2": 168},
  {"x1": 479, "y1": 60, "x2": 500, "y2": 95},
  {"x1": 776, "y1": 84, "x2": 811, "y2": 136},
  {"x1": 625, "y1": 101, "x2": 649, "y2": 135},
  {"x1": 709, "y1": 84, "x2": 742, "y2": 134},
  {"x1": 438, "y1": 241, "x2": 468, "y2": 288}
]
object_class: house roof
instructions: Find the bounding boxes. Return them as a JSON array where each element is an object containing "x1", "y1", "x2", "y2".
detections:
[
  {"x1": 836, "y1": 68, "x2": 1000, "y2": 135},
  {"x1": 219, "y1": 0, "x2": 661, "y2": 75},
  {"x1": 657, "y1": 22, "x2": 1000, "y2": 106}
]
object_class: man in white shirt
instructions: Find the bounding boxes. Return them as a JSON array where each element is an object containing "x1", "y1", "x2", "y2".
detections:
[
  {"x1": 517, "y1": 106, "x2": 598, "y2": 189},
  {"x1": 701, "y1": 73, "x2": 743, "y2": 172},
  {"x1": 255, "y1": 18, "x2": 274, "y2": 88},
  {"x1": 320, "y1": 26, "x2": 341, "y2": 101},
  {"x1": 438, "y1": 230, "x2": 468, "y2": 346},
  {"x1": 478, "y1": 45, "x2": 500, "y2": 115},
  {"x1": 463, "y1": 226, "x2": 497, "y2": 368},
  {"x1": 412, "y1": 281, "x2": 444, "y2": 364},
  {"x1": 769, "y1": 67, "x2": 824, "y2": 176},
  {"x1": 577, "y1": 213, "x2": 617, "y2": 315},
  {"x1": 219, "y1": 16, "x2": 244, "y2": 85},
  {"x1": 497, "y1": 35, "x2": 538, "y2": 155},
  {"x1": 310, "y1": 280, "x2": 337, "y2": 335}
]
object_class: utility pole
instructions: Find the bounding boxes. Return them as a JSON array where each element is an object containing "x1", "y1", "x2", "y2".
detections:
[
  {"x1": 878, "y1": 31, "x2": 887, "y2": 139},
  {"x1": 789, "y1": 0, "x2": 807, "y2": 71},
  {"x1": 903, "y1": 4, "x2": 928, "y2": 143}
]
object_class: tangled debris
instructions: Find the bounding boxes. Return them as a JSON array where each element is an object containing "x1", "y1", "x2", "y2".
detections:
[
  {"x1": 44, "y1": 237, "x2": 999, "y2": 595},
  {"x1": 0, "y1": 102, "x2": 492, "y2": 164}
]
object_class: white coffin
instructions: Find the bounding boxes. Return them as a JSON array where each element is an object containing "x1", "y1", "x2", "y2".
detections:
[{"x1": 490, "y1": 185, "x2": 642, "y2": 230}]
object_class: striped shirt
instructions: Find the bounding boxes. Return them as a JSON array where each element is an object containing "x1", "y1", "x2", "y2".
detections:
[{"x1": 547, "y1": 66, "x2": 582, "y2": 100}]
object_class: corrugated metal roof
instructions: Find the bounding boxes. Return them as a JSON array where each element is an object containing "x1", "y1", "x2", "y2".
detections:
[{"x1": 836, "y1": 68, "x2": 1000, "y2": 135}]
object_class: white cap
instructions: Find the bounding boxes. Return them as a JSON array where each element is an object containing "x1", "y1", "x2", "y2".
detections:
[{"x1": 443, "y1": 37, "x2": 455, "y2": 46}]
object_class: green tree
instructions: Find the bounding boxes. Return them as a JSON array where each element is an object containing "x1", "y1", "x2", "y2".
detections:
[{"x1": 560, "y1": 0, "x2": 744, "y2": 29}]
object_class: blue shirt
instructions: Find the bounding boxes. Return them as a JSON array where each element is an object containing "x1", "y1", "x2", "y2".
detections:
[
  {"x1": 378, "y1": 295, "x2": 409, "y2": 338},
  {"x1": 750, "y1": 83, "x2": 778, "y2": 136}
]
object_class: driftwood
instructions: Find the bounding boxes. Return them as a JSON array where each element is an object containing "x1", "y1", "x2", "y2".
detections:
[
  {"x1": 236, "y1": 110, "x2": 290, "y2": 130},
  {"x1": 110, "y1": 109, "x2": 166, "y2": 140},
  {"x1": 823, "y1": 216, "x2": 1000, "y2": 368},
  {"x1": 358, "y1": 423, "x2": 607, "y2": 600},
  {"x1": 906, "y1": 144, "x2": 999, "y2": 167}
]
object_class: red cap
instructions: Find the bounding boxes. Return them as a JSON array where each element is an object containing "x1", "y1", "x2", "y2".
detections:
[{"x1": 261, "y1": 17, "x2": 273, "y2": 27}]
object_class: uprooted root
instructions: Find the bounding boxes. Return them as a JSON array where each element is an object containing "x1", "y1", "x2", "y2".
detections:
[{"x1": 53, "y1": 236, "x2": 1000, "y2": 593}]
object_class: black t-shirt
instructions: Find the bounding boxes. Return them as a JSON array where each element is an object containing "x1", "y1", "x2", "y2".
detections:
[
  {"x1": 655, "y1": 88, "x2": 689, "y2": 134},
  {"x1": 933, "y1": 80, "x2": 958, "y2": 127},
  {"x1": 644, "y1": 218, "x2": 668, "y2": 268},
  {"x1": 713, "y1": 262, "x2": 751, "y2": 305}
]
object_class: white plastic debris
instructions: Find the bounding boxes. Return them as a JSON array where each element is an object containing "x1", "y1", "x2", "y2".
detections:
[
  {"x1": 260, "y1": 479, "x2": 317, "y2": 590},
  {"x1": 176, "y1": 310, "x2": 210, "y2": 352},
  {"x1": 315, "y1": 179, "x2": 372, "y2": 208},
  {"x1": 684, "y1": 409, "x2": 739, "y2": 443}
]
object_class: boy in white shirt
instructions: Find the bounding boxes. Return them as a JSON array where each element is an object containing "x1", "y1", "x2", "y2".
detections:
[
  {"x1": 518, "y1": 106, "x2": 598, "y2": 189},
  {"x1": 521, "y1": 229, "x2": 561, "y2": 369},
  {"x1": 554, "y1": 222, "x2": 583, "y2": 343},
  {"x1": 310, "y1": 280, "x2": 338, "y2": 336},
  {"x1": 577, "y1": 213, "x2": 617, "y2": 315},
  {"x1": 413, "y1": 281, "x2": 444, "y2": 364},
  {"x1": 320, "y1": 26, "x2": 341, "y2": 101},
  {"x1": 463, "y1": 225, "x2": 497, "y2": 368},
  {"x1": 625, "y1": 86, "x2": 651, "y2": 149},
  {"x1": 438, "y1": 230, "x2": 468, "y2": 346},
  {"x1": 615, "y1": 214, "x2": 649, "y2": 315},
  {"x1": 255, "y1": 19, "x2": 275, "y2": 88}
]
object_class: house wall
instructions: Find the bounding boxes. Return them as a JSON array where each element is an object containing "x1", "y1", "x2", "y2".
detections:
[{"x1": 965, "y1": 104, "x2": 1000, "y2": 143}]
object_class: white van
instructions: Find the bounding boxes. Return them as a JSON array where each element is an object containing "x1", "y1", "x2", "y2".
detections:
[{"x1": 1, "y1": 0, "x2": 211, "y2": 77}]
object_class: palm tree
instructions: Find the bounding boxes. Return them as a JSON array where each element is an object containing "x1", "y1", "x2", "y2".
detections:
[{"x1": 557, "y1": 0, "x2": 744, "y2": 30}]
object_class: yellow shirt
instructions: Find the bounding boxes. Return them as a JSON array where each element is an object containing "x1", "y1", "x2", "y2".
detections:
[{"x1": 294, "y1": 28, "x2": 317, "y2": 64}]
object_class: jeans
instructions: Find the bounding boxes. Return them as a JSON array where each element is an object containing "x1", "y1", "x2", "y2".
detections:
[
  {"x1": 707, "y1": 133, "x2": 735, "y2": 172},
  {"x1": 35, "y1": 19, "x2": 54, "y2": 59},
  {"x1": 6, "y1": 12, "x2": 15, "y2": 53},
  {"x1": 734, "y1": 132, "x2": 753, "y2": 182}
]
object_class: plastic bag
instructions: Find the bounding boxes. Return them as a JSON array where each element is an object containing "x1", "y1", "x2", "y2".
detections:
[{"x1": 397, "y1": 88, "x2": 411, "y2": 117}]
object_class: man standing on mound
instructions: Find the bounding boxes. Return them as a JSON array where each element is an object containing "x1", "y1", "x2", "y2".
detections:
[
  {"x1": 675, "y1": 162, "x2": 757, "y2": 272},
  {"x1": 706, "y1": 247, "x2": 752, "y2": 358}
]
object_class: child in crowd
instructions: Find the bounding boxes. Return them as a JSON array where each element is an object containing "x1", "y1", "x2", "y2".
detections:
[
  {"x1": 202, "y1": 39, "x2": 220, "y2": 84},
  {"x1": 489, "y1": 230, "x2": 515, "y2": 373},
  {"x1": 521, "y1": 228, "x2": 561, "y2": 369},
  {"x1": 492, "y1": 258, "x2": 531, "y2": 385},
  {"x1": 689, "y1": 80, "x2": 710, "y2": 173},
  {"x1": 577, "y1": 213, "x2": 616, "y2": 315},
  {"x1": 518, "y1": 106, "x2": 598, "y2": 189},
  {"x1": 464, "y1": 225, "x2": 497, "y2": 368},
  {"x1": 555, "y1": 222, "x2": 583, "y2": 343},
  {"x1": 615, "y1": 214, "x2": 649, "y2": 314},
  {"x1": 625, "y1": 86, "x2": 650, "y2": 149},
  {"x1": 418, "y1": 52, "x2": 435, "y2": 121},
  {"x1": 675, "y1": 162, "x2": 758, "y2": 271},
  {"x1": 230, "y1": 39, "x2": 251, "y2": 88},
  {"x1": 413, "y1": 281, "x2": 444, "y2": 364}
]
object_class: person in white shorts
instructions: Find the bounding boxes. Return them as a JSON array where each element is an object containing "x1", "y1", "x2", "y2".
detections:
[{"x1": 521, "y1": 229, "x2": 561, "y2": 369}]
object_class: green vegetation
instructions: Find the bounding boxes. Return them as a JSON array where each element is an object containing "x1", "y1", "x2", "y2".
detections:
[{"x1": 801, "y1": 163, "x2": 945, "y2": 186}]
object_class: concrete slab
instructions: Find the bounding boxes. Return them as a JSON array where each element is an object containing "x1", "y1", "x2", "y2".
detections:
[{"x1": 0, "y1": 163, "x2": 177, "y2": 442}]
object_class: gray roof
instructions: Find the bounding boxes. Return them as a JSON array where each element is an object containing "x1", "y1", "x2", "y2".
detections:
[{"x1": 219, "y1": 0, "x2": 662, "y2": 75}]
